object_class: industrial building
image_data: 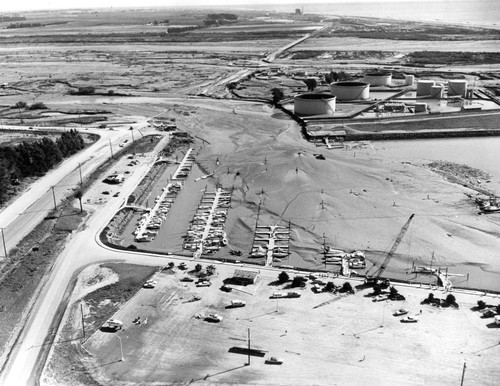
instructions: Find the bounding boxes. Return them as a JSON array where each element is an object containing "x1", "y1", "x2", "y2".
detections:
[
  {"x1": 330, "y1": 81, "x2": 370, "y2": 101},
  {"x1": 294, "y1": 93, "x2": 336, "y2": 116}
]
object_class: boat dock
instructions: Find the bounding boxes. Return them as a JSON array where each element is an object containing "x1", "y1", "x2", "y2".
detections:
[
  {"x1": 183, "y1": 187, "x2": 232, "y2": 258},
  {"x1": 250, "y1": 224, "x2": 291, "y2": 267},
  {"x1": 133, "y1": 182, "x2": 182, "y2": 242},
  {"x1": 171, "y1": 148, "x2": 195, "y2": 181}
]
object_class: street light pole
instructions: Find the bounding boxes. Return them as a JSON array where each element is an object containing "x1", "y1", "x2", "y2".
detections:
[{"x1": 0, "y1": 227, "x2": 7, "y2": 259}]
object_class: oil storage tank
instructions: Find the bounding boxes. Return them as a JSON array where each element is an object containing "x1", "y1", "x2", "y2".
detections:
[
  {"x1": 405, "y1": 74, "x2": 415, "y2": 86},
  {"x1": 363, "y1": 72, "x2": 392, "y2": 86},
  {"x1": 448, "y1": 80, "x2": 468, "y2": 97},
  {"x1": 294, "y1": 93, "x2": 336, "y2": 116},
  {"x1": 416, "y1": 80, "x2": 435, "y2": 97},
  {"x1": 330, "y1": 81, "x2": 370, "y2": 101}
]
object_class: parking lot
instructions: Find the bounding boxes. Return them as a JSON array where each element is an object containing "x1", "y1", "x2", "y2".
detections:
[{"x1": 83, "y1": 262, "x2": 499, "y2": 385}]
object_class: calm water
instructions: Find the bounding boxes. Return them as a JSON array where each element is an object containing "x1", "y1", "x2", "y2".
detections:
[
  {"x1": 370, "y1": 137, "x2": 500, "y2": 193},
  {"x1": 240, "y1": 0, "x2": 500, "y2": 29}
]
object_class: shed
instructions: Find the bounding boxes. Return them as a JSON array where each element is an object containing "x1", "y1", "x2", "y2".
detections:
[{"x1": 232, "y1": 269, "x2": 259, "y2": 285}]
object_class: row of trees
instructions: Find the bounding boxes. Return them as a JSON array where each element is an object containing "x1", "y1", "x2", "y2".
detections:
[{"x1": 0, "y1": 130, "x2": 85, "y2": 204}]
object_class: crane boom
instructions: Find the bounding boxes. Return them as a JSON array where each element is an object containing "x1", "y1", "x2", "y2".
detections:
[{"x1": 370, "y1": 214, "x2": 415, "y2": 279}]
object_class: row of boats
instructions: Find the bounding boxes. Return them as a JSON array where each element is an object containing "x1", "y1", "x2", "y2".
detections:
[
  {"x1": 250, "y1": 225, "x2": 291, "y2": 266},
  {"x1": 183, "y1": 188, "x2": 232, "y2": 257},
  {"x1": 323, "y1": 246, "x2": 367, "y2": 270},
  {"x1": 134, "y1": 182, "x2": 183, "y2": 242},
  {"x1": 171, "y1": 148, "x2": 195, "y2": 180}
]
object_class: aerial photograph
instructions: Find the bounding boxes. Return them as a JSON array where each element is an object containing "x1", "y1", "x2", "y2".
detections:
[{"x1": 0, "y1": 0, "x2": 499, "y2": 384}]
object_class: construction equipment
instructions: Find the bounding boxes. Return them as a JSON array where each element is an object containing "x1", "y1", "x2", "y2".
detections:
[{"x1": 365, "y1": 214, "x2": 415, "y2": 286}]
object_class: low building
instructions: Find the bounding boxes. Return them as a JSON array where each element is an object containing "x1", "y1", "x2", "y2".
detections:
[{"x1": 232, "y1": 269, "x2": 259, "y2": 285}]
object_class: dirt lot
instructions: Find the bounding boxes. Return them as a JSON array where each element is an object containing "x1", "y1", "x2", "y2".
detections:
[{"x1": 70, "y1": 262, "x2": 500, "y2": 385}]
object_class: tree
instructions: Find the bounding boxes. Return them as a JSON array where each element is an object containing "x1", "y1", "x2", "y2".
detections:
[
  {"x1": 13, "y1": 101, "x2": 27, "y2": 109},
  {"x1": 168, "y1": 262, "x2": 175, "y2": 269},
  {"x1": 206, "y1": 265, "x2": 216, "y2": 275},
  {"x1": 389, "y1": 286, "x2": 399, "y2": 297},
  {"x1": 445, "y1": 294, "x2": 458, "y2": 307},
  {"x1": 194, "y1": 263, "x2": 202, "y2": 272},
  {"x1": 0, "y1": 159, "x2": 10, "y2": 204},
  {"x1": 341, "y1": 282, "x2": 354, "y2": 293},
  {"x1": 372, "y1": 284, "x2": 382, "y2": 296},
  {"x1": 324, "y1": 281, "x2": 336, "y2": 292},
  {"x1": 278, "y1": 271, "x2": 289, "y2": 283},
  {"x1": 477, "y1": 300, "x2": 486, "y2": 310},
  {"x1": 75, "y1": 190, "x2": 83, "y2": 213},
  {"x1": 303, "y1": 78, "x2": 317, "y2": 92},
  {"x1": 291, "y1": 276, "x2": 306, "y2": 288},
  {"x1": 271, "y1": 88, "x2": 284, "y2": 105}
]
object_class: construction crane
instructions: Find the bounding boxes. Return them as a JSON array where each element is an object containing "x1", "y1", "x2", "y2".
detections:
[{"x1": 365, "y1": 214, "x2": 415, "y2": 286}]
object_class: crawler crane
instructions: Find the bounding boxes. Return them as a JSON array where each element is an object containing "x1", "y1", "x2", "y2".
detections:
[{"x1": 364, "y1": 214, "x2": 415, "y2": 287}]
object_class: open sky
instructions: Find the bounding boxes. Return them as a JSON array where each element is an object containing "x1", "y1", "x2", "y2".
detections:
[{"x1": 0, "y1": 0, "x2": 410, "y2": 13}]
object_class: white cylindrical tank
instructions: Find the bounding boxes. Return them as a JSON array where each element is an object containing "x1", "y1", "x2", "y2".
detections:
[
  {"x1": 431, "y1": 85, "x2": 444, "y2": 99},
  {"x1": 448, "y1": 80, "x2": 468, "y2": 97},
  {"x1": 416, "y1": 80, "x2": 435, "y2": 96},
  {"x1": 363, "y1": 72, "x2": 392, "y2": 86},
  {"x1": 330, "y1": 81, "x2": 370, "y2": 101},
  {"x1": 294, "y1": 93, "x2": 336, "y2": 116},
  {"x1": 404, "y1": 74, "x2": 414, "y2": 86}
]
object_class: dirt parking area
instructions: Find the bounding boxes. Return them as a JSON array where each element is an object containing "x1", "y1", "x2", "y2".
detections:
[{"x1": 83, "y1": 262, "x2": 500, "y2": 385}]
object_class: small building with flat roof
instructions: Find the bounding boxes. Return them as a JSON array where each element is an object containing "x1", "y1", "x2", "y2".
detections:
[{"x1": 232, "y1": 269, "x2": 259, "y2": 285}]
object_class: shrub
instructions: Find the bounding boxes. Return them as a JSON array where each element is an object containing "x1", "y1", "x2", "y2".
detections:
[{"x1": 28, "y1": 102, "x2": 47, "y2": 110}]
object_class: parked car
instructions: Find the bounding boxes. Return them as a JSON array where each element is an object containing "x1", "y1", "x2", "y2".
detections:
[
  {"x1": 105, "y1": 319, "x2": 123, "y2": 329},
  {"x1": 393, "y1": 309, "x2": 409, "y2": 317},
  {"x1": 205, "y1": 314, "x2": 222, "y2": 322},
  {"x1": 265, "y1": 357, "x2": 283, "y2": 365},
  {"x1": 181, "y1": 277, "x2": 194, "y2": 282},
  {"x1": 196, "y1": 281, "x2": 211, "y2": 287},
  {"x1": 400, "y1": 316, "x2": 418, "y2": 323},
  {"x1": 143, "y1": 280, "x2": 157, "y2": 288}
]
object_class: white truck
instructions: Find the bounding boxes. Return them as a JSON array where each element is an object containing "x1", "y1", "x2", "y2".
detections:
[{"x1": 228, "y1": 300, "x2": 246, "y2": 308}]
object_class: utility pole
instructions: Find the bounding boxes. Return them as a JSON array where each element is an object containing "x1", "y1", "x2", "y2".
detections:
[
  {"x1": 109, "y1": 139, "x2": 114, "y2": 158},
  {"x1": 116, "y1": 335, "x2": 124, "y2": 362},
  {"x1": 460, "y1": 361, "x2": 466, "y2": 386},
  {"x1": 78, "y1": 162, "x2": 83, "y2": 186},
  {"x1": 247, "y1": 328, "x2": 251, "y2": 366},
  {"x1": 0, "y1": 228, "x2": 7, "y2": 259},
  {"x1": 51, "y1": 186, "x2": 57, "y2": 210}
]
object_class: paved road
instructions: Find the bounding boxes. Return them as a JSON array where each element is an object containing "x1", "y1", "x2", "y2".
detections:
[
  {"x1": 0, "y1": 133, "x2": 171, "y2": 386},
  {"x1": 0, "y1": 126, "x2": 139, "y2": 258},
  {"x1": 0, "y1": 25, "x2": 331, "y2": 385}
]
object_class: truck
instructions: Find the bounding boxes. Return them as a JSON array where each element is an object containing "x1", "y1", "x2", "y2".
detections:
[{"x1": 228, "y1": 300, "x2": 246, "y2": 308}]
